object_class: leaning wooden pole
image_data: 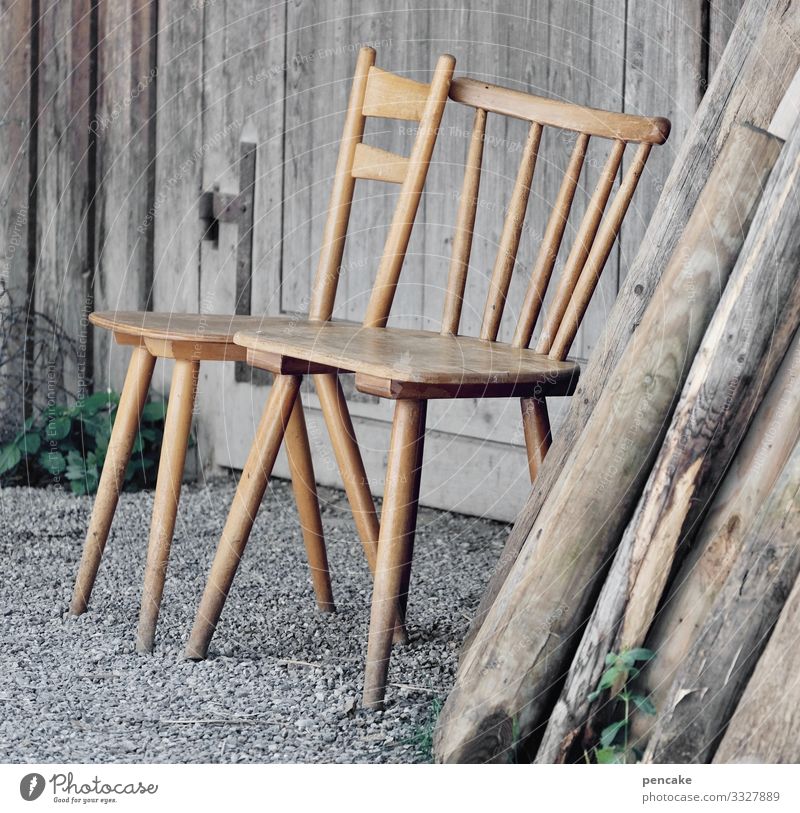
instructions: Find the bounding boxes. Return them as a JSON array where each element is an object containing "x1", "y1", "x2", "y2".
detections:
[
  {"x1": 463, "y1": 0, "x2": 800, "y2": 652},
  {"x1": 714, "y1": 562, "x2": 800, "y2": 763},
  {"x1": 536, "y1": 120, "x2": 800, "y2": 763},
  {"x1": 644, "y1": 437, "x2": 800, "y2": 763},
  {"x1": 629, "y1": 325, "x2": 800, "y2": 748},
  {"x1": 433, "y1": 124, "x2": 780, "y2": 764}
]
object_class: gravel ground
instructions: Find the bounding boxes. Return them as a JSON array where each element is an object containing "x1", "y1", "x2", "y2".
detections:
[{"x1": 0, "y1": 475, "x2": 507, "y2": 763}]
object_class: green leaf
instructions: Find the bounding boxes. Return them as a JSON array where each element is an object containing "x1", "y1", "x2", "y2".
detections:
[
  {"x1": 632, "y1": 694, "x2": 656, "y2": 716},
  {"x1": 19, "y1": 432, "x2": 41, "y2": 455},
  {"x1": 626, "y1": 648, "x2": 655, "y2": 663},
  {"x1": 139, "y1": 427, "x2": 157, "y2": 442},
  {"x1": 65, "y1": 449, "x2": 87, "y2": 482},
  {"x1": 605, "y1": 652, "x2": 618, "y2": 666},
  {"x1": 597, "y1": 665, "x2": 623, "y2": 692},
  {"x1": 78, "y1": 391, "x2": 117, "y2": 416},
  {"x1": 587, "y1": 689, "x2": 602, "y2": 703},
  {"x1": 600, "y1": 720, "x2": 627, "y2": 749},
  {"x1": 0, "y1": 442, "x2": 22, "y2": 475},
  {"x1": 91, "y1": 414, "x2": 113, "y2": 453},
  {"x1": 43, "y1": 401, "x2": 76, "y2": 420},
  {"x1": 131, "y1": 433, "x2": 144, "y2": 454},
  {"x1": 38, "y1": 450, "x2": 67, "y2": 476},
  {"x1": 94, "y1": 427, "x2": 111, "y2": 455},
  {"x1": 65, "y1": 450, "x2": 100, "y2": 494},
  {"x1": 595, "y1": 747, "x2": 622, "y2": 764},
  {"x1": 83, "y1": 457, "x2": 100, "y2": 494},
  {"x1": 45, "y1": 415, "x2": 72, "y2": 440},
  {"x1": 141, "y1": 400, "x2": 167, "y2": 422}
]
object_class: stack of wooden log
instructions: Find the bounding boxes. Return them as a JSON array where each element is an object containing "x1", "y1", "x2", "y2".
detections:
[{"x1": 434, "y1": 0, "x2": 800, "y2": 764}]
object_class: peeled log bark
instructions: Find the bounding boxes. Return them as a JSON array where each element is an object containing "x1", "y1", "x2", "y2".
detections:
[
  {"x1": 714, "y1": 563, "x2": 800, "y2": 762},
  {"x1": 644, "y1": 438, "x2": 800, "y2": 763},
  {"x1": 433, "y1": 125, "x2": 779, "y2": 764},
  {"x1": 615, "y1": 120, "x2": 800, "y2": 651},
  {"x1": 535, "y1": 122, "x2": 800, "y2": 763},
  {"x1": 464, "y1": 0, "x2": 800, "y2": 653},
  {"x1": 630, "y1": 326, "x2": 800, "y2": 747}
]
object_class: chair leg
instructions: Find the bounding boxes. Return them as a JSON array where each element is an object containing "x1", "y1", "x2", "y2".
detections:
[
  {"x1": 184, "y1": 374, "x2": 301, "y2": 660},
  {"x1": 314, "y1": 373, "x2": 408, "y2": 642},
  {"x1": 313, "y1": 373, "x2": 380, "y2": 568},
  {"x1": 521, "y1": 396, "x2": 552, "y2": 482},
  {"x1": 363, "y1": 398, "x2": 427, "y2": 710},
  {"x1": 135, "y1": 359, "x2": 199, "y2": 653},
  {"x1": 285, "y1": 396, "x2": 335, "y2": 613},
  {"x1": 397, "y1": 405, "x2": 425, "y2": 621},
  {"x1": 70, "y1": 346, "x2": 156, "y2": 615}
]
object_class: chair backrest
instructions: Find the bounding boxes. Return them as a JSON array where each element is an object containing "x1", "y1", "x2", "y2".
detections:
[
  {"x1": 308, "y1": 47, "x2": 456, "y2": 326},
  {"x1": 441, "y1": 78, "x2": 670, "y2": 359}
]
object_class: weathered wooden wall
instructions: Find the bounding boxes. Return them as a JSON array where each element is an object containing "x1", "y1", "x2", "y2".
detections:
[{"x1": 0, "y1": 0, "x2": 744, "y2": 519}]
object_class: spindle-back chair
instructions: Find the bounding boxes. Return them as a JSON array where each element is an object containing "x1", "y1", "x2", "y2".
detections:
[
  {"x1": 183, "y1": 47, "x2": 455, "y2": 659},
  {"x1": 71, "y1": 47, "x2": 453, "y2": 654},
  {"x1": 186, "y1": 71, "x2": 669, "y2": 708}
]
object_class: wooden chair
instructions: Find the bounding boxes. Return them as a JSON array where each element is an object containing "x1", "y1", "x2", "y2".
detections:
[
  {"x1": 71, "y1": 47, "x2": 454, "y2": 654},
  {"x1": 186, "y1": 73, "x2": 669, "y2": 708}
]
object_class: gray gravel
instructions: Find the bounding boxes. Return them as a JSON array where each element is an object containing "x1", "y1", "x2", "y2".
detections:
[{"x1": 0, "y1": 475, "x2": 507, "y2": 763}]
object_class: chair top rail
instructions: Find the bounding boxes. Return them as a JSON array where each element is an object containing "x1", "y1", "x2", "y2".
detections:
[{"x1": 450, "y1": 77, "x2": 670, "y2": 144}]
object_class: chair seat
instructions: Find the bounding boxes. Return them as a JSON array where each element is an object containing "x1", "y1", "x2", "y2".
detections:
[
  {"x1": 235, "y1": 322, "x2": 580, "y2": 399},
  {"x1": 90, "y1": 311, "x2": 293, "y2": 343},
  {"x1": 90, "y1": 311, "x2": 327, "y2": 361}
]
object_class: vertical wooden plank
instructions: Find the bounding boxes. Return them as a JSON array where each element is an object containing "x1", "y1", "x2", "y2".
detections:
[
  {"x1": 200, "y1": 0, "x2": 285, "y2": 319},
  {"x1": 282, "y1": 1, "x2": 426, "y2": 327},
  {"x1": 93, "y1": 0, "x2": 157, "y2": 391},
  {"x1": 0, "y1": 0, "x2": 33, "y2": 302},
  {"x1": 417, "y1": 2, "x2": 494, "y2": 336},
  {"x1": 149, "y1": 2, "x2": 204, "y2": 412},
  {"x1": 709, "y1": 0, "x2": 746, "y2": 78},
  {"x1": 619, "y1": 0, "x2": 705, "y2": 295},
  {"x1": 391, "y1": 1, "x2": 436, "y2": 331},
  {"x1": 34, "y1": 0, "x2": 94, "y2": 403},
  {"x1": 198, "y1": 0, "x2": 286, "y2": 469},
  {"x1": 544, "y1": 0, "x2": 626, "y2": 360},
  {"x1": 0, "y1": 0, "x2": 33, "y2": 431},
  {"x1": 152, "y1": 3, "x2": 204, "y2": 328}
]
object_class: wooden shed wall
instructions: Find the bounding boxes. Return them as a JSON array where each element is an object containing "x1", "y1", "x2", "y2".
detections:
[{"x1": 0, "y1": 0, "x2": 744, "y2": 520}]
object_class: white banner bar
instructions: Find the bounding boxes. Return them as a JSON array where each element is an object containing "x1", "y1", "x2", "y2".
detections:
[{"x1": 1, "y1": 763, "x2": 798, "y2": 812}]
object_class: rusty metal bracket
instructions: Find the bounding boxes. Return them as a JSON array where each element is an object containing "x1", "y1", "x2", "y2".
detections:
[{"x1": 199, "y1": 134, "x2": 263, "y2": 382}]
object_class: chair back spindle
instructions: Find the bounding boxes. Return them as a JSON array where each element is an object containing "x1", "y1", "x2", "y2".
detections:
[
  {"x1": 308, "y1": 47, "x2": 456, "y2": 326},
  {"x1": 441, "y1": 107, "x2": 487, "y2": 336},
  {"x1": 480, "y1": 121, "x2": 543, "y2": 342},
  {"x1": 512, "y1": 131, "x2": 589, "y2": 349},
  {"x1": 443, "y1": 78, "x2": 669, "y2": 362},
  {"x1": 531, "y1": 138, "x2": 625, "y2": 354},
  {"x1": 547, "y1": 141, "x2": 651, "y2": 359}
]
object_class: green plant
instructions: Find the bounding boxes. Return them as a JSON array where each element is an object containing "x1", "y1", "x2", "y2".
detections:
[
  {"x1": 406, "y1": 697, "x2": 443, "y2": 761},
  {"x1": 0, "y1": 390, "x2": 173, "y2": 494},
  {"x1": 586, "y1": 648, "x2": 656, "y2": 764}
]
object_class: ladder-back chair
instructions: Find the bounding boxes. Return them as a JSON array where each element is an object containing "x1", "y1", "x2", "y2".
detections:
[
  {"x1": 72, "y1": 47, "x2": 452, "y2": 654},
  {"x1": 183, "y1": 48, "x2": 456, "y2": 659},
  {"x1": 188, "y1": 74, "x2": 669, "y2": 708}
]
